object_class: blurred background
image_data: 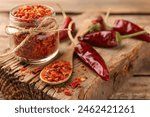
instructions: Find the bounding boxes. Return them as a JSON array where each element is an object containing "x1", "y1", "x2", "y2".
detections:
[{"x1": 0, "y1": 0, "x2": 150, "y2": 13}]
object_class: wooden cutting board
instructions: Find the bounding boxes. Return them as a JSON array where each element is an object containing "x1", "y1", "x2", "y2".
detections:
[{"x1": 0, "y1": 12, "x2": 150, "y2": 100}]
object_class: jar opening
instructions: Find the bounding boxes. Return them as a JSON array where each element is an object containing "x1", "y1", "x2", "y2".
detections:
[{"x1": 10, "y1": 4, "x2": 55, "y2": 23}]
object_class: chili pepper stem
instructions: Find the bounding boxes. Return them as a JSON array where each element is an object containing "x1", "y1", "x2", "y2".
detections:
[
  {"x1": 86, "y1": 23, "x2": 101, "y2": 34},
  {"x1": 68, "y1": 21, "x2": 78, "y2": 45},
  {"x1": 121, "y1": 31, "x2": 146, "y2": 39},
  {"x1": 116, "y1": 30, "x2": 146, "y2": 42},
  {"x1": 104, "y1": 9, "x2": 110, "y2": 24},
  {"x1": 104, "y1": 9, "x2": 113, "y2": 30}
]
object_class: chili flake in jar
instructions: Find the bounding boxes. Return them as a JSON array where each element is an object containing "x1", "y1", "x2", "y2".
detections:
[
  {"x1": 41, "y1": 60, "x2": 71, "y2": 82},
  {"x1": 9, "y1": 4, "x2": 59, "y2": 64},
  {"x1": 13, "y1": 5, "x2": 53, "y2": 22}
]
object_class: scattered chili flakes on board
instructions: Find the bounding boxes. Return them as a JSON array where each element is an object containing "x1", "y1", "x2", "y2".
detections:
[
  {"x1": 55, "y1": 86, "x2": 72, "y2": 96},
  {"x1": 19, "y1": 66, "x2": 42, "y2": 77},
  {"x1": 55, "y1": 76, "x2": 87, "y2": 96},
  {"x1": 19, "y1": 67, "x2": 27, "y2": 71},
  {"x1": 64, "y1": 89, "x2": 72, "y2": 96},
  {"x1": 70, "y1": 77, "x2": 87, "y2": 89},
  {"x1": 70, "y1": 78, "x2": 81, "y2": 89}
]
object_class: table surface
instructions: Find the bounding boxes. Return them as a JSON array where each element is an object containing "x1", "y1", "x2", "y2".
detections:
[{"x1": 0, "y1": 0, "x2": 150, "y2": 99}]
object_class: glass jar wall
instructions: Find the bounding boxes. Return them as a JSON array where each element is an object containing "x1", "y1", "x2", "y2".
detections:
[{"x1": 8, "y1": 5, "x2": 59, "y2": 64}]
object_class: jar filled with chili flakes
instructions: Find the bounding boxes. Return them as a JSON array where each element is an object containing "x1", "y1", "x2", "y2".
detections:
[{"x1": 8, "y1": 4, "x2": 59, "y2": 64}]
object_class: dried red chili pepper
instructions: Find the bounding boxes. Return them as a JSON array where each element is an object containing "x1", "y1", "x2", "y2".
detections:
[
  {"x1": 59, "y1": 16, "x2": 75, "y2": 41},
  {"x1": 92, "y1": 16, "x2": 105, "y2": 30},
  {"x1": 113, "y1": 19, "x2": 150, "y2": 42},
  {"x1": 92, "y1": 16, "x2": 103, "y2": 24},
  {"x1": 74, "y1": 41, "x2": 109, "y2": 81},
  {"x1": 86, "y1": 16, "x2": 105, "y2": 34},
  {"x1": 78, "y1": 30, "x2": 146, "y2": 47},
  {"x1": 79, "y1": 30, "x2": 117, "y2": 47}
]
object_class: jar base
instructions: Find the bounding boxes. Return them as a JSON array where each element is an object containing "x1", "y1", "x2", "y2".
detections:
[{"x1": 15, "y1": 49, "x2": 59, "y2": 64}]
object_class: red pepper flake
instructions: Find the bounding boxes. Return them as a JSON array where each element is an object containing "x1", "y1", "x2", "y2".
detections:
[
  {"x1": 70, "y1": 79, "x2": 80, "y2": 89},
  {"x1": 51, "y1": 76, "x2": 87, "y2": 96},
  {"x1": 12, "y1": 5, "x2": 58, "y2": 61},
  {"x1": 70, "y1": 77, "x2": 87, "y2": 89},
  {"x1": 14, "y1": 27, "x2": 58, "y2": 60},
  {"x1": 41, "y1": 60, "x2": 71, "y2": 82},
  {"x1": 64, "y1": 89, "x2": 72, "y2": 96},
  {"x1": 54, "y1": 86, "x2": 72, "y2": 96},
  {"x1": 13, "y1": 5, "x2": 53, "y2": 22},
  {"x1": 19, "y1": 67, "x2": 27, "y2": 71}
]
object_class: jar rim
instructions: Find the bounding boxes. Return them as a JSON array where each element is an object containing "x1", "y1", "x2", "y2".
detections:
[{"x1": 10, "y1": 4, "x2": 56, "y2": 22}]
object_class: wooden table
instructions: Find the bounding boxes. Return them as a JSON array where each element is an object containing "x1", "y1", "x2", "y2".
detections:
[{"x1": 0, "y1": 0, "x2": 150, "y2": 100}]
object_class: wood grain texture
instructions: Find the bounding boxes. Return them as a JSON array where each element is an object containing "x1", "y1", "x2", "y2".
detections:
[
  {"x1": 110, "y1": 77, "x2": 150, "y2": 99},
  {"x1": 1, "y1": 0, "x2": 150, "y2": 13},
  {"x1": 0, "y1": 92, "x2": 4, "y2": 100}
]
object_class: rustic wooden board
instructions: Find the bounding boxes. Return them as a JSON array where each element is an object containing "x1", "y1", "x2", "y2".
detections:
[
  {"x1": 0, "y1": 11, "x2": 150, "y2": 100},
  {"x1": 110, "y1": 76, "x2": 150, "y2": 99},
  {"x1": 0, "y1": 92, "x2": 4, "y2": 100}
]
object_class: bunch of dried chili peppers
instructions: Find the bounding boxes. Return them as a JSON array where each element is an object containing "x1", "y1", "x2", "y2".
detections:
[
  {"x1": 67, "y1": 15, "x2": 150, "y2": 81},
  {"x1": 40, "y1": 10, "x2": 150, "y2": 84},
  {"x1": 78, "y1": 16, "x2": 150, "y2": 47},
  {"x1": 59, "y1": 16, "x2": 76, "y2": 41}
]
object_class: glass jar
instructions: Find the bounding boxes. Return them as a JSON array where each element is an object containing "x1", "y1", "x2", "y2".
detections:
[{"x1": 8, "y1": 5, "x2": 59, "y2": 64}]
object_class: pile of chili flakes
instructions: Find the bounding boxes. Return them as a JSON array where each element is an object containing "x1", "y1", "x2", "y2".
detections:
[{"x1": 19, "y1": 65, "x2": 88, "y2": 96}]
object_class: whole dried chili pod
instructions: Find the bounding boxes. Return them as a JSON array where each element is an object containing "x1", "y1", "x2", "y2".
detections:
[
  {"x1": 74, "y1": 41, "x2": 110, "y2": 81},
  {"x1": 79, "y1": 30, "x2": 117, "y2": 47},
  {"x1": 59, "y1": 16, "x2": 75, "y2": 41},
  {"x1": 86, "y1": 16, "x2": 105, "y2": 34},
  {"x1": 113, "y1": 19, "x2": 150, "y2": 42},
  {"x1": 92, "y1": 16, "x2": 104, "y2": 27},
  {"x1": 78, "y1": 30, "x2": 146, "y2": 47}
]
